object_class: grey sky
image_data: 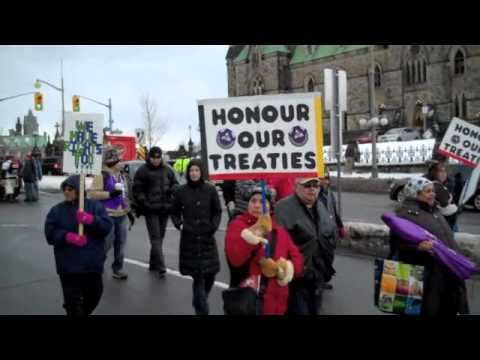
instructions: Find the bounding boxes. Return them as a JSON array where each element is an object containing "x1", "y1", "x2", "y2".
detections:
[{"x1": 0, "y1": 45, "x2": 228, "y2": 150}]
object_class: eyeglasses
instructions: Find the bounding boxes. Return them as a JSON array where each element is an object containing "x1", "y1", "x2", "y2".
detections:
[{"x1": 301, "y1": 183, "x2": 320, "y2": 189}]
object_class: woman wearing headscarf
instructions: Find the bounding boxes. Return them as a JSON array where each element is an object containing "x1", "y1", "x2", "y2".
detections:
[
  {"x1": 388, "y1": 176, "x2": 469, "y2": 316},
  {"x1": 225, "y1": 187, "x2": 304, "y2": 315},
  {"x1": 170, "y1": 159, "x2": 222, "y2": 315}
]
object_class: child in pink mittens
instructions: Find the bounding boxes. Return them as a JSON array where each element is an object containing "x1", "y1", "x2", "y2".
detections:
[{"x1": 45, "y1": 175, "x2": 113, "y2": 316}]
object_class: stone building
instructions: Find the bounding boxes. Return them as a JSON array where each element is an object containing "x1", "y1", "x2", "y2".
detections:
[{"x1": 226, "y1": 45, "x2": 480, "y2": 140}]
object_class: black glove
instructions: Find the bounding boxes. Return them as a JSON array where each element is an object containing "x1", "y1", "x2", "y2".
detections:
[
  {"x1": 109, "y1": 190, "x2": 123, "y2": 198},
  {"x1": 127, "y1": 212, "x2": 135, "y2": 231}
]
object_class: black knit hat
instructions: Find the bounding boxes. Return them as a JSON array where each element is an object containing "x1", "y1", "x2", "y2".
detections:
[{"x1": 148, "y1": 146, "x2": 162, "y2": 158}]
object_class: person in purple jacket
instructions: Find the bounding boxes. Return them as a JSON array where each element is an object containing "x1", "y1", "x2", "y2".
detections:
[{"x1": 89, "y1": 148, "x2": 132, "y2": 280}]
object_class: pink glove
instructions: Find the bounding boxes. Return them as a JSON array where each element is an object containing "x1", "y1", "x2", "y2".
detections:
[
  {"x1": 76, "y1": 210, "x2": 94, "y2": 225},
  {"x1": 339, "y1": 227, "x2": 347, "y2": 238},
  {"x1": 65, "y1": 232, "x2": 87, "y2": 247}
]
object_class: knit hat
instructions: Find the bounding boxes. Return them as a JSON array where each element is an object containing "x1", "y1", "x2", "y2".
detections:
[
  {"x1": 104, "y1": 148, "x2": 121, "y2": 166},
  {"x1": 404, "y1": 177, "x2": 433, "y2": 199},
  {"x1": 246, "y1": 186, "x2": 273, "y2": 204},
  {"x1": 148, "y1": 146, "x2": 162, "y2": 158}
]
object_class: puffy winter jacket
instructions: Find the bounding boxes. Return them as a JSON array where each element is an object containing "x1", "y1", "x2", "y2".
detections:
[
  {"x1": 132, "y1": 160, "x2": 179, "y2": 215},
  {"x1": 44, "y1": 176, "x2": 113, "y2": 274},
  {"x1": 225, "y1": 212, "x2": 304, "y2": 315}
]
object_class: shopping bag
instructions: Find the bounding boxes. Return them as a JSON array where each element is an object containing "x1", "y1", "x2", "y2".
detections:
[{"x1": 374, "y1": 258, "x2": 425, "y2": 315}]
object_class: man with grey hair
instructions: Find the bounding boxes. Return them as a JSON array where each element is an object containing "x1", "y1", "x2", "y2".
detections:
[{"x1": 275, "y1": 177, "x2": 337, "y2": 315}]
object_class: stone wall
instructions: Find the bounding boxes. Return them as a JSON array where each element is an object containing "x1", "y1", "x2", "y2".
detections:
[{"x1": 341, "y1": 222, "x2": 480, "y2": 271}]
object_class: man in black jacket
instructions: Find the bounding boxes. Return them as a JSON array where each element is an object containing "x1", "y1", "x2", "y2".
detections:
[{"x1": 132, "y1": 147, "x2": 179, "y2": 279}]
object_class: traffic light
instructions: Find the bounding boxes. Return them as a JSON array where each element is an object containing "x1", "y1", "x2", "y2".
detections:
[
  {"x1": 72, "y1": 95, "x2": 80, "y2": 112},
  {"x1": 34, "y1": 92, "x2": 43, "y2": 111}
]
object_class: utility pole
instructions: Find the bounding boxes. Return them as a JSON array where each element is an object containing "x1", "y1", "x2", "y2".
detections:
[{"x1": 368, "y1": 45, "x2": 378, "y2": 179}]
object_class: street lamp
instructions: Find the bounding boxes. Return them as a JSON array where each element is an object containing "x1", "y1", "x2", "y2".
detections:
[
  {"x1": 359, "y1": 114, "x2": 389, "y2": 175},
  {"x1": 34, "y1": 60, "x2": 65, "y2": 138}
]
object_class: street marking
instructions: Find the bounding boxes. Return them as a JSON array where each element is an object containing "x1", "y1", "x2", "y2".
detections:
[
  {"x1": 0, "y1": 224, "x2": 30, "y2": 228},
  {"x1": 124, "y1": 258, "x2": 229, "y2": 290}
]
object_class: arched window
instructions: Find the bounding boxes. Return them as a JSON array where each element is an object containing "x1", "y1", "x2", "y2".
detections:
[
  {"x1": 462, "y1": 94, "x2": 468, "y2": 118},
  {"x1": 412, "y1": 63, "x2": 416, "y2": 84},
  {"x1": 454, "y1": 96, "x2": 460, "y2": 117},
  {"x1": 454, "y1": 51, "x2": 465, "y2": 75},
  {"x1": 422, "y1": 60, "x2": 427, "y2": 83},
  {"x1": 307, "y1": 78, "x2": 315, "y2": 92},
  {"x1": 374, "y1": 64, "x2": 382, "y2": 88},
  {"x1": 406, "y1": 62, "x2": 411, "y2": 85},
  {"x1": 251, "y1": 75, "x2": 264, "y2": 95}
]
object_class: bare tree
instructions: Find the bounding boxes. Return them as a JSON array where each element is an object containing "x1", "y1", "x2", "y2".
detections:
[{"x1": 140, "y1": 94, "x2": 169, "y2": 148}]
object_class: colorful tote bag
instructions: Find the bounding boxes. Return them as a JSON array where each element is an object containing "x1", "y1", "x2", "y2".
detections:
[{"x1": 374, "y1": 259, "x2": 424, "y2": 315}]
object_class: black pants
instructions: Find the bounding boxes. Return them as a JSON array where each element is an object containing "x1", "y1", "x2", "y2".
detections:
[
  {"x1": 145, "y1": 214, "x2": 169, "y2": 274},
  {"x1": 192, "y1": 273, "x2": 216, "y2": 315},
  {"x1": 59, "y1": 273, "x2": 103, "y2": 316},
  {"x1": 288, "y1": 275, "x2": 324, "y2": 315}
]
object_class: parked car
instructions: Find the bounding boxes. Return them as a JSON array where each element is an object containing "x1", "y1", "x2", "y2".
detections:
[
  {"x1": 378, "y1": 127, "x2": 422, "y2": 143},
  {"x1": 41, "y1": 156, "x2": 64, "y2": 175},
  {"x1": 389, "y1": 164, "x2": 480, "y2": 211}
]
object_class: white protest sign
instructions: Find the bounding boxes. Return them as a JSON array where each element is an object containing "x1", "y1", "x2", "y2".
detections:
[
  {"x1": 63, "y1": 112, "x2": 105, "y2": 175},
  {"x1": 198, "y1": 93, "x2": 324, "y2": 180},
  {"x1": 438, "y1": 117, "x2": 480, "y2": 168},
  {"x1": 460, "y1": 164, "x2": 480, "y2": 206}
]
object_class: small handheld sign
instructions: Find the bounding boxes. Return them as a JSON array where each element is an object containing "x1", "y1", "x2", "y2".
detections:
[{"x1": 63, "y1": 112, "x2": 104, "y2": 235}]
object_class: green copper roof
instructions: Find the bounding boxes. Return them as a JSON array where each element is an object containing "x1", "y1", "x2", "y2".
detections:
[
  {"x1": 290, "y1": 45, "x2": 369, "y2": 64},
  {"x1": 234, "y1": 45, "x2": 291, "y2": 61},
  {"x1": 0, "y1": 135, "x2": 48, "y2": 150}
]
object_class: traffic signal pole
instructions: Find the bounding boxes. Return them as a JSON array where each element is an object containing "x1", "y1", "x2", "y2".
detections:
[
  {"x1": 76, "y1": 95, "x2": 113, "y2": 132},
  {"x1": 0, "y1": 91, "x2": 36, "y2": 103}
]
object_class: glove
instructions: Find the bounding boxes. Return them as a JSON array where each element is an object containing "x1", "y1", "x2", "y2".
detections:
[
  {"x1": 259, "y1": 257, "x2": 278, "y2": 278},
  {"x1": 339, "y1": 227, "x2": 347, "y2": 238},
  {"x1": 76, "y1": 210, "x2": 94, "y2": 225},
  {"x1": 240, "y1": 228, "x2": 268, "y2": 246},
  {"x1": 127, "y1": 212, "x2": 135, "y2": 230},
  {"x1": 248, "y1": 214, "x2": 272, "y2": 237},
  {"x1": 109, "y1": 189, "x2": 123, "y2": 198},
  {"x1": 65, "y1": 232, "x2": 87, "y2": 247},
  {"x1": 276, "y1": 257, "x2": 294, "y2": 286},
  {"x1": 227, "y1": 201, "x2": 236, "y2": 213}
]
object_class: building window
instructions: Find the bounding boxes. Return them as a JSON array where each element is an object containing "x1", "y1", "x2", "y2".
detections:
[
  {"x1": 374, "y1": 64, "x2": 382, "y2": 88},
  {"x1": 412, "y1": 63, "x2": 416, "y2": 85},
  {"x1": 454, "y1": 96, "x2": 460, "y2": 117},
  {"x1": 454, "y1": 50, "x2": 465, "y2": 75},
  {"x1": 251, "y1": 76, "x2": 264, "y2": 95},
  {"x1": 307, "y1": 78, "x2": 315, "y2": 92},
  {"x1": 422, "y1": 60, "x2": 427, "y2": 83},
  {"x1": 406, "y1": 63, "x2": 410, "y2": 85},
  {"x1": 462, "y1": 94, "x2": 468, "y2": 118}
]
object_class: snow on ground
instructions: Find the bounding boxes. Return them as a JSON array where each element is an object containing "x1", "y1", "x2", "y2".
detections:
[
  {"x1": 329, "y1": 171, "x2": 423, "y2": 180},
  {"x1": 39, "y1": 176, "x2": 93, "y2": 192}
]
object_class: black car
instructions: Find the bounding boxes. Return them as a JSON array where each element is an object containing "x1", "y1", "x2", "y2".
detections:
[
  {"x1": 389, "y1": 164, "x2": 480, "y2": 211},
  {"x1": 41, "y1": 156, "x2": 64, "y2": 176}
]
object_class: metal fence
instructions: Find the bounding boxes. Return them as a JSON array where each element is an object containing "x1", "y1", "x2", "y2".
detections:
[{"x1": 323, "y1": 139, "x2": 458, "y2": 167}]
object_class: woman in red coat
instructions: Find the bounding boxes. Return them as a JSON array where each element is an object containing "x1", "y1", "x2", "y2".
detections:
[{"x1": 225, "y1": 188, "x2": 304, "y2": 315}]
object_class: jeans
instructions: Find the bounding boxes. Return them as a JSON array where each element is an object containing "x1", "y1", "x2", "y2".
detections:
[
  {"x1": 105, "y1": 215, "x2": 128, "y2": 272},
  {"x1": 59, "y1": 273, "x2": 103, "y2": 316},
  {"x1": 24, "y1": 181, "x2": 39, "y2": 201},
  {"x1": 288, "y1": 276, "x2": 324, "y2": 315},
  {"x1": 145, "y1": 214, "x2": 168, "y2": 274},
  {"x1": 192, "y1": 273, "x2": 216, "y2": 315}
]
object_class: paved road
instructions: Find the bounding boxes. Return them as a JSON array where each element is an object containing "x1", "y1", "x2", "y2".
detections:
[{"x1": 0, "y1": 192, "x2": 479, "y2": 315}]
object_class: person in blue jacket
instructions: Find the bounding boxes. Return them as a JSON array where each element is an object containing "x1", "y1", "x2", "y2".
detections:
[{"x1": 45, "y1": 175, "x2": 113, "y2": 316}]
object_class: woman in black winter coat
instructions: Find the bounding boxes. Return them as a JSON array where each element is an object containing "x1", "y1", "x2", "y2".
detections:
[
  {"x1": 389, "y1": 177, "x2": 469, "y2": 316},
  {"x1": 170, "y1": 159, "x2": 222, "y2": 315}
]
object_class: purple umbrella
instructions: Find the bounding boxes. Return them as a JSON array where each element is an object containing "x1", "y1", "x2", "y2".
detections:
[{"x1": 382, "y1": 212, "x2": 476, "y2": 280}]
